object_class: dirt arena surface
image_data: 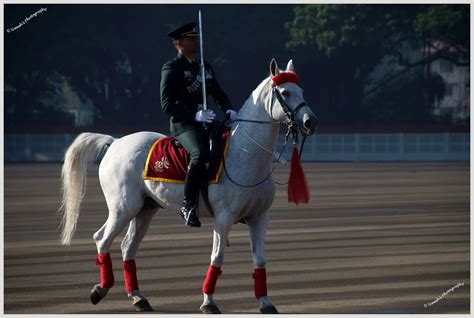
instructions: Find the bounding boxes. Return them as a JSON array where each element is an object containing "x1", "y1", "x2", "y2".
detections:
[{"x1": 4, "y1": 162, "x2": 470, "y2": 314}]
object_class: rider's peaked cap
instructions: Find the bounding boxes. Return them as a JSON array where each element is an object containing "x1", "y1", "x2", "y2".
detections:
[{"x1": 167, "y1": 22, "x2": 199, "y2": 39}]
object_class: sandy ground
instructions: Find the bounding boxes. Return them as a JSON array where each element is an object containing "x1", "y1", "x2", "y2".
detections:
[{"x1": 4, "y1": 162, "x2": 470, "y2": 314}]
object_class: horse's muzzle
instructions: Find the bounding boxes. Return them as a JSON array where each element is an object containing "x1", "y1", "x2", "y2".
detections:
[{"x1": 300, "y1": 112, "x2": 319, "y2": 136}]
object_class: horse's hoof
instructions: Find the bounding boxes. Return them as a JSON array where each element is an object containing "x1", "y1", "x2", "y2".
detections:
[
  {"x1": 90, "y1": 289, "x2": 102, "y2": 305},
  {"x1": 90, "y1": 284, "x2": 107, "y2": 305},
  {"x1": 260, "y1": 304, "x2": 279, "y2": 314},
  {"x1": 200, "y1": 303, "x2": 222, "y2": 314},
  {"x1": 133, "y1": 298, "x2": 154, "y2": 312}
]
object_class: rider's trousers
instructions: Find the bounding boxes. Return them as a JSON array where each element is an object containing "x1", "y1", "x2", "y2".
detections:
[{"x1": 174, "y1": 128, "x2": 210, "y2": 206}]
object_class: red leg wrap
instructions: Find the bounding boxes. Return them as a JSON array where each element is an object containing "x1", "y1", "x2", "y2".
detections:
[
  {"x1": 123, "y1": 259, "x2": 139, "y2": 293},
  {"x1": 253, "y1": 268, "x2": 267, "y2": 298},
  {"x1": 96, "y1": 253, "x2": 114, "y2": 288},
  {"x1": 202, "y1": 265, "x2": 222, "y2": 294}
]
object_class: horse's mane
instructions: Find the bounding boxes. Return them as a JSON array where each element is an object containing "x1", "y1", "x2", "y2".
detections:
[{"x1": 240, "y1": 75, "x2": 272, "y2": 112}]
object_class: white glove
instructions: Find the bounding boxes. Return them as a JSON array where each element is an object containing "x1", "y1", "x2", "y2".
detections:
[
  {"x1": 226, "y1": 109, "x2": 238, "y2": 121},
  {"x1": 195, "y1": 109, "x2": 216, "y2": 123}
]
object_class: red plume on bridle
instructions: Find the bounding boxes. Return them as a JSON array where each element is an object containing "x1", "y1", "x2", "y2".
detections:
[
  {"x1": 271, "y1": 71, "x2": 300, "y2": 86},
  {"x1": 271, "y1": 71, "x2": 310, "y2": 204}
]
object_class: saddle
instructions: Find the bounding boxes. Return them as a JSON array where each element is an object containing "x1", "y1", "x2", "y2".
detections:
[{"x1": 143, "y1": 123, "x2": 230, "y2": 185}]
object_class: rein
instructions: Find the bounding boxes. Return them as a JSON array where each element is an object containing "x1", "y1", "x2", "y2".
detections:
[
  {"x1": 231, "y1": 119, "x2": 274, "y2": 124},
  {"x1": 221, "y1": 76, "x2": 308, "y2": 188},
  {"x1": 221, "y1": 125, "x2": 290, "y2": 188}
]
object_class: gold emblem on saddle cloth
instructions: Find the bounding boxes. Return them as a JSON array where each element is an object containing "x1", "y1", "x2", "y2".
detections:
[{"x1": 153, "y1": 156, "x2": 170, "y2": 173}]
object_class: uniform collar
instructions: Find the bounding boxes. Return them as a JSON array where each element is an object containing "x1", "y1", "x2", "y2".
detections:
[{"x1": 177, "y1": 53, "x2": 196, "y2": 64}]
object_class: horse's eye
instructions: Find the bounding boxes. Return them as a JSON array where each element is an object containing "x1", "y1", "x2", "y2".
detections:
[{"x1": 282, "y1": 90, "x2": 289, "y2": 97}]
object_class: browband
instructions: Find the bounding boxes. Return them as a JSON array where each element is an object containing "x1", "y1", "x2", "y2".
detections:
[{"x1": 271, "y1": 71, "x2": 300, "y2": 86}]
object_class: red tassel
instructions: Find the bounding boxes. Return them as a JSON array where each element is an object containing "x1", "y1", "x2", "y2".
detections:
[{"x1": 288, "y1": 144, "x2": 310, "y2": 204}]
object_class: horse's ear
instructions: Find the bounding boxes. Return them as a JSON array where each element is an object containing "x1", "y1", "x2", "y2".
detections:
[
  {"x1": 270, "y1": 58, "x2": 279, "y2": 77},
  {"x1": 286, "y1": 59, "x2": 295, "y2": 72}
]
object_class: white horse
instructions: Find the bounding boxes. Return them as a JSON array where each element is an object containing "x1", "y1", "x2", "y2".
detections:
[{"x1": 59, "y1": 58, "x2": 318, "y2": 313}]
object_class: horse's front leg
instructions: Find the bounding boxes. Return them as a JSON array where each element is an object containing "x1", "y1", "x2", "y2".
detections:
[
  {"x1": 247, "y1": 211, "x2": 279, "y2": 314},
  {"x1": 200, "y1": 215, "x2": 233, "y2": 314}
]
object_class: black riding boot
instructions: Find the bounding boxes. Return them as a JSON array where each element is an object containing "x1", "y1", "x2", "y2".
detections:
[{"x1": 179, "y1": 164, "x2": 202, "y2": 227}]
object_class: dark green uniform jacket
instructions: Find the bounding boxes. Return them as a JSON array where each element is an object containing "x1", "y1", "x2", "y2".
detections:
[{"x1": 160, "y1": 53, "x2": 233, "y2": 137}]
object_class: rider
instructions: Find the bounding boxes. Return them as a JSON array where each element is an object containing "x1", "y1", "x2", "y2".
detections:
[{"x1": 160, "y1": 22, "x2": 238, "y2": 227}]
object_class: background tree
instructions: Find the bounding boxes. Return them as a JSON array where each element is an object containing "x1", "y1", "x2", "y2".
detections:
[
  {"x1": 285, "y1": 4, "x2": 469, "y2": 125},
  {"x1": 5, "y1": 4, "x2": 296, "y2": 132},
  {"x1": 5, "y1": 4, "x2": 469, "y2": 132}
]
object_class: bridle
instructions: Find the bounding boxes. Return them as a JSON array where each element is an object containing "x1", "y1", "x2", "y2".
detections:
[
  {"x1": 222, "y1": 71, "x2": 309, "y2": 188},
  {"x1": 232, "y1": 72, "x2": 307, "y2": 133},
  {"x1": 270, "y1": 83, "x2": 308, "y2": 142}
]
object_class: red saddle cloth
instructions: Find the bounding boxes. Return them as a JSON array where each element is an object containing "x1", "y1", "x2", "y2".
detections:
[{"x1": 143, "y1": 129, "x2": 231, "y2": 184}]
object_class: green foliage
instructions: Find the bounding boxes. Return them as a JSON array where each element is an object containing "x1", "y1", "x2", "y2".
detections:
[
  {"x1": 414, "y1": 4, "x2": 469, "y2": 63},
  {"x1": 286, "y1": 5, "x2": 416, "y2": 59},
  {"x1": 5, "y1": 68, "x2": 75, "y2": 129},
  {"x1": 5, "y1": 4, "x2": 296, "y2": 131},
  {"x1": 285, "y1": 4, "x2": 469, "y2": 124},
  {"x1": 414, "y1": 5, "x2": 469, "y2": 44},
  {"x1": 286, "y1": 4, "x2": 468, "y2": 61},
  {"x1": 363, "y1": 70, "x2": 446, "y2": 123},
  {"x1": 4, "y1": 4, "x2": 469, "y2": 130}
]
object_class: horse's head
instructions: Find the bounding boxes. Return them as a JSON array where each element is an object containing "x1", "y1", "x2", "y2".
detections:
[{"x1": 266, "y1": 58, "x2": 319, "y2": 136}]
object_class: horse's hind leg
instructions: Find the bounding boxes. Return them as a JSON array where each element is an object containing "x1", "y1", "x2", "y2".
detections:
[
  {"x1": 120, "y1": 200, "x2": 158, "y2": 312},
  {"x1": 90, "y1": 193, "x2": 144, "y2": 305},
  {"x1": 247, "y1": 211, "x2": 278, "y2": 314}
]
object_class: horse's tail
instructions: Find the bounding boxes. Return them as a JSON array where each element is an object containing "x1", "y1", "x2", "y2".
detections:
[{"x1": 58, "y1": 133, "x2": 115, "y2": 246}]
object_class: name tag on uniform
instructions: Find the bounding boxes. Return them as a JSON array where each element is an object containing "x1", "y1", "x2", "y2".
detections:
[
  {"x1": 184, "y1": 71, "x2": 193, "y2": 79},
  {"x1": 196, "y1": 70, "x2": 213, "y2": 82}
]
